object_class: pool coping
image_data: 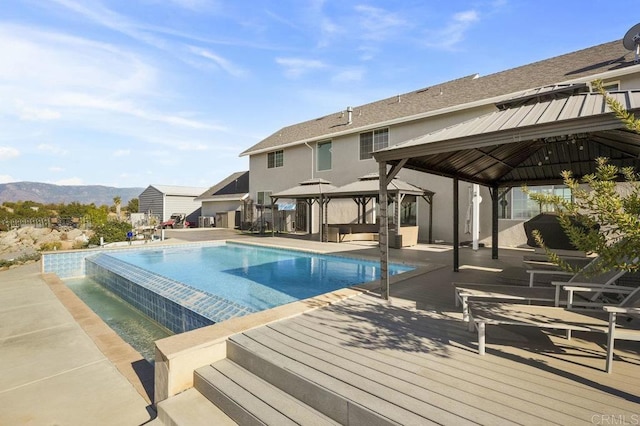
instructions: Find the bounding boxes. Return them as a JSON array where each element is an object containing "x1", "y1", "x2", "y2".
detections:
[{"x1": 41, "y1": 272, "x2": 156, "y2": 406}]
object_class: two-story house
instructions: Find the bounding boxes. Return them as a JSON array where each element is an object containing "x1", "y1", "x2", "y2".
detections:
[{"x1": 240, "y1": 38, "x2": 640, "y2": 247}]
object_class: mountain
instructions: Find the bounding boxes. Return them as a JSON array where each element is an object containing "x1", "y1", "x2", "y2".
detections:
[{"x1": 0, "y1": 182, "x2": 145, "y2": 206}]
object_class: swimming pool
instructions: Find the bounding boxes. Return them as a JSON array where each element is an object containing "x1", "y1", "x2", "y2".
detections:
[{"x1": 106, "y1": 242, "x2": 414, "y2": 311}]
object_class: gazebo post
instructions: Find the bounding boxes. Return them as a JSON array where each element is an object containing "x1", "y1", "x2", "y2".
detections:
[
  {"x1": 319, "y1": 193, "x2": 324, "y2": 242},
  {"x1": 453, "y1": 177, "x2": 459, "y2": 272},
  {"x1": 491, "y1": 185, "x2": 499, "y2": 259},
  {"x1": 379, "y1": 161, "x2": 390, "y2": 300}
]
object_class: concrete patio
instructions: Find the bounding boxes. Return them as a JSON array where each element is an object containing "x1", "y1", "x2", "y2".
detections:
[{"x1": 1, "y1": 229, "x2": 639, "y2": 424}]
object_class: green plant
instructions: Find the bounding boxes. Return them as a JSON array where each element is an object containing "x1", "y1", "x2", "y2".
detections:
[
  {"x1": 592, "y1": 79, "x2": 640, "y2": 133},
  {"x1": 89, "y1": 220, "x2": 132, "y2": 245},
  {"x1": 39, "y1": 241, "x2": 63, "y2": 252},
  {"x1": 526, "y1": 157, "x2": 640, "y2": 273},
  {"x1": 0, "y1": 253, "x2": 41, "y2": 268}
]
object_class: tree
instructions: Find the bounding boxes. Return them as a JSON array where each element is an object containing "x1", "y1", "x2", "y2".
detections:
[
  {"x1": 113, "y1": 196, "x2": 122, "y2": 220},
  {"x1": 127, "y1": 198, "x2": 139, "y2": 213},
  {"x1": 525, "y1": 80, "x2": 640, "y2": 273}
]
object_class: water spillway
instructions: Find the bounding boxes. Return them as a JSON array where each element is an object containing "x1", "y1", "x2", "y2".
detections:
[{"x1": 85, "y1": 253, "x2": 254, "y2": 333}]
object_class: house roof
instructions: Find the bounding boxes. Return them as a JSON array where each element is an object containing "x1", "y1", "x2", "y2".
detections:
[
  {"x1": 149, "y1": 185, "x2": 207, "y2": 196},
  {"x1": 373, "y1": 89, "x2": 640, "y2": 187},
  {"x1": 195, "y1": 171, "x2": 249, "y2": 201},
  {"x1": 241, "y1": 40, "x2": 639, "y2": 157}
]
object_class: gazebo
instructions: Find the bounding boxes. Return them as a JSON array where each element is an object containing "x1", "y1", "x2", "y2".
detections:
[
  {"x1": 324, "y1": 173, "x2": 434, "y2": 246},
  {"x1": 270, "y1": 175, "x2": 434, "y2": 244},
  {"x1": 270, "y1": 178, "x2": 337, "y2": 239},
  {"x1": 373, "y1": 87, "x2": 640, "y2": 298}
]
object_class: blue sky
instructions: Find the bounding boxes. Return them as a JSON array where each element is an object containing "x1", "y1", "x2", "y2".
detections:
[{"x1": 1, "y1": 1, "x2": 638, "y2": 189}]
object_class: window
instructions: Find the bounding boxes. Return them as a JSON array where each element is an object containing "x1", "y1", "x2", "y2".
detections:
[
  {"x1": 593, "y1": 81, "x2": 619, "y2": 91},
  {"x1": 359, "y1": 128, "x2": 389, "y2": 160},
  {"x1": 499, "y1": 186, "x2": 571, "y2": 219},
  {"x1": 256, "y1": 191, "x2": 272, "y2": 206},
  {"x1": 267, "y1": 150, "x2": 283, "y2": 168},
  {"x1": 317, "y1": 141, "x2": 332, "y2": 171}
]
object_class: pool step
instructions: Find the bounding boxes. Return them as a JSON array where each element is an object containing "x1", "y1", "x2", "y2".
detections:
[
  {"x1": 194, "y1": 358, "x2": 340, "y2": 425},
  {"x1": 156, "y1": 387, "x2": 238, "y2": 426}
]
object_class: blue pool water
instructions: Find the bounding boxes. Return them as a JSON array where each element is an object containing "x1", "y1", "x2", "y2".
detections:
[{"x1": 108, "y1": 243, "x2": 414, "y2": 311}]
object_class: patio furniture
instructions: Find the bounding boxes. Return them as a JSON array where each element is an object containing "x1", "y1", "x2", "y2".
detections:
[
  {"x1": 453, "y1": 257, "x2": 630, "y2": 322},
  {"x1": 467, "y1": 286, "x2": 640, "y2": 373}
]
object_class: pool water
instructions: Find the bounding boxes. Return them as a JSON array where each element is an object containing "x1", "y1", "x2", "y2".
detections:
[
  {"x1": 108, "y1": 243, "x2": 414, "y2": 311},
  {"x1": 65, "y1": 277, "x2": 173, "y2": 361}
]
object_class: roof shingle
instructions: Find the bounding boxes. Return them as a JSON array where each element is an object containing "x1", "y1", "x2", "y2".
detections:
[{"x1": 241, "y1": 40, "x2": 638, "y2": 157}]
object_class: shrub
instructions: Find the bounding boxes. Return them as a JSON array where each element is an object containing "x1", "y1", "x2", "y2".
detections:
[
  {"x1": 39, "y1": 241, "x2": 63, "y2": 252},
  {"x1": 89, "y1": 221, "x2": 132, "y2": 245}
]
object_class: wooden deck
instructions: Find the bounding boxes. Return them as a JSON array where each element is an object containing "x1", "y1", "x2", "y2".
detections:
[
  {"x1": 157, "y1": 234, "x2": 640, "y2": 424},
  {"x1": 235, "y1": 268, "x2": 639, "y2": 424}
]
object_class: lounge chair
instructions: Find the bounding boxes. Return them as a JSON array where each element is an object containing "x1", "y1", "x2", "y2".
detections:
[
  {"x1": 453, "y1": 259, "x2": 631, "y2": 323},
  {"x1": 467, "y1": 286, "x2": 640, "y2": 373}
]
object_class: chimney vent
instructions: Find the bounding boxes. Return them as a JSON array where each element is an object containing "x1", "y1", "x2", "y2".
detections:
[{"x1": 347, "y1": 106, "x2": 353, "y2": 124}]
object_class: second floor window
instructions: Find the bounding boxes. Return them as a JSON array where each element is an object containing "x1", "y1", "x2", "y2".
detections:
[
  {"x1": 317, "y1": 141, "x2": 332, "y2": 171},
  {"x1": 360, "y1": 128, "x2": 389, "y2": 160},
  {"x1": 267, "y1": 150, "x2": 283, "y2": 168}
]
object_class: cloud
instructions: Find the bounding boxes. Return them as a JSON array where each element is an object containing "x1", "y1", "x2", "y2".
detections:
[
  {"x1": 49, "y1": 0, "x2": 169, "y2": 50},
  {"x1": 113, "y1": 149, "x2": 131, "y2": 157},
  {"x1": 188, "y1": 46, "x2": 248, "y2": 77},
  {"x1": 38, "y1": 144, "x2": 68, "y2": 156},
  {"x1": 423, "y1": 9, "x2": 480, "y2": 50},
  {"x1": 17, "y1": 104, "x2": 61, "y2": 121},
  {"x1": 332, "y1": 68, "x2": 365, "y2": 83},
  {"x1": 165, "y1": 0, "x2": 217, "y2": 12},
  {"x1": 0, "y1": 147, "x2": 20, "y2": 160},
  {"x1": 54, "y1": 177, "x2": 84, "y2": 185},
  {"x1": 276, "y1": 57, "x2": 327, "y2": 78},
  {"x1": 0, "y1": 175, "x2": 14, "y2": 183},
  {"x1": 49, "y1": 166, "x2": 65, "y2": 172},
  {"x1": 354, "y1": 5, "x2": 407, "y2": 41}
]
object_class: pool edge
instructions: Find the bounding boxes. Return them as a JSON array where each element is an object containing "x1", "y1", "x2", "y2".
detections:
[{"x1": 42, "y1": 272, "x2": 156, "y2": 406}]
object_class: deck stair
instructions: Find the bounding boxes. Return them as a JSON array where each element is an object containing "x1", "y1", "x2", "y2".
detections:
[{"x1": 157, "y1": 314, "x2": 527, "y2": 425}]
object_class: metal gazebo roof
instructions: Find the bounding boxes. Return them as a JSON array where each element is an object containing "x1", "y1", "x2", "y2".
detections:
[{"x1": 373, "y1": 90, "x2": 640, "y2": 187}]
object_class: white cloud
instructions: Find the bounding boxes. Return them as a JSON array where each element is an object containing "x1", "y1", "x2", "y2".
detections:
[
  {"x1": 332, "y1": 68, "x2": 365, "y2": 83},
  {"x1": 17, "y1": 104, "x2": 61, "y2": 121},
  {"x1": 0, "y1": 147, "x2": 20, "y2": 160},
  {"x1": 38, "y1": 144, "x2": 68, "y2": 156},
  {"x1": 54, "y1": 177, "x2": 84, "y2": 185},
  {"x1": 113, "y1": 149, "x2": 131, "y2": 157},
  {"x1": 354, "y1": 5, "x2": 406, "y2": 41},
  {"x1": 0, "y1": 175, "x2": 14, "y2": 183},
  {"x1": 423, "y1": 9, "x2": 480, "y2": 50},
  {"x1": 188, "y1": 46, "x2": 248, "y2": 77},
  {"x1": 276, "y1": 57, "x2": 327, "y2": 78}
]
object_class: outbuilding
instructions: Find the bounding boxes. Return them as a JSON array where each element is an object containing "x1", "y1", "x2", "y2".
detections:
[{"x1": 138, "y1": 184, "x2": 207, "y2": 226}]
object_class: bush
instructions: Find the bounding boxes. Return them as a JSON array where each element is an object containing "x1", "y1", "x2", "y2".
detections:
[
  {"x1": 40, "y1": 241, "x2": 63, "y2": 252},
  {"x1": 89, "y1": 221, "x2": 132, "y2": 245},
  {"x1": 0, "y1": 253, "x2": 41, "y2": 268}
]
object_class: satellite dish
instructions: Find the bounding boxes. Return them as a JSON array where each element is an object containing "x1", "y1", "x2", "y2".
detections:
[{"x1": 623, "y1": 22, "x2": 640, "y2": 63}]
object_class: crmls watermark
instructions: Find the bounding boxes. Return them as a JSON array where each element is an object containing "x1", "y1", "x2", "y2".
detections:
[{"x1": 591, "y1": 414, "x2": 639, "y2": 425}]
